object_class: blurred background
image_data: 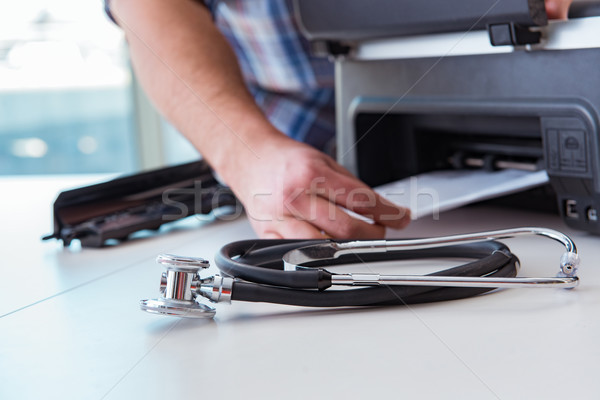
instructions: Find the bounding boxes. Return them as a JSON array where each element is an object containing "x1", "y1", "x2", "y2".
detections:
[{"x1": 0, "y1": 0, "x2": 198, "y2": 176}]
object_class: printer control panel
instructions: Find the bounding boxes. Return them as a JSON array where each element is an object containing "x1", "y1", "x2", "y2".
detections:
[
  {"x1": 543, "y1": 117, "x2": 592, "y2": 178},
  {"x1": 547, "y1": 129, "x2": 587, "y2": 173}
]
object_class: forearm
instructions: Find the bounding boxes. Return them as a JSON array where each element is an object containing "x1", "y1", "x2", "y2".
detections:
[
  {"x1": 109, "y1": 0, "x2": 288, "y2": 181},
  {"x1": 107, "y1": 0, "x2": 410, "y2": 239}
]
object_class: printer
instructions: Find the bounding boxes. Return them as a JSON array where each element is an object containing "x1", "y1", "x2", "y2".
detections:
[{"x1": 294, "y1": 0, "x2": 600, "y2": 234}]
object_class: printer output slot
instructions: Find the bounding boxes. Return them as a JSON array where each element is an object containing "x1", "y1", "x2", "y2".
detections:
[
  {"x1": 354, "y1": 112, "x2": 545, "y2": 187},
  {"x1": 353, "y1": 111, "x2": 557, "y2": 215},
  {"x1": 416, "y1": 129, "x2": 545, "y2": 174},
  {"x1": 442, "y1": 133, "x2": 545, "y2": 172}
]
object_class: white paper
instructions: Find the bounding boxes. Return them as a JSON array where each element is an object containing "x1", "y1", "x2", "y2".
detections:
[{"x1": 375, "y1": 169, "x2": 550, "y2": 219}]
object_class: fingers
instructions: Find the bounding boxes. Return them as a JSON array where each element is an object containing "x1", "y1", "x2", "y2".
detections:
[
  {"x1": 309, "y1": 166, "x2": 411, "y2": 230},
  {"x1": 255, "y1": 193, "x2": 388, "y2": 239},
  {"x1": 323, "y1": 156, "x2": 356, "y2": 178},
  {"x1": 244, "y1": 147, "x2": 411, "y2": 240},
  {"x1": 286, "y1": 195, "x2": 386, "y2": 239},
  {"x1": 545, "y1": 0, "x2": 572, "y2": 19},
  {"x1": 259, "y1": 203, "x2": 385, "y2": 239},
  {"x1": 260, "y1": 217, "x2": 328, "y2": 239},
  {"x1": 262, "y1": 231, "x2": 283, "y2": 239}
]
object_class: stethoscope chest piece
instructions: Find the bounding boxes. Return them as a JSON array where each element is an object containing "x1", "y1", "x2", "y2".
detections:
[
  {"x1": 140, "y1": 254, "x2": 216, "y2": 319},
  {"x1": 139, "y1": 298, "x2": 216, "y2": 318}
]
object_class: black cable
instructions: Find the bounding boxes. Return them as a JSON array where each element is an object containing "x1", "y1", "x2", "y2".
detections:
[{"x1": 215, "y1": 239, "x2": 519, "y2": 307}]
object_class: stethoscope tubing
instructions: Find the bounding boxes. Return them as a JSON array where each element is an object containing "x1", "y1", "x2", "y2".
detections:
[
  {"x1": 215, "y1": 239, "x2": 519, "y2": 306},
  {"x1": 213, "y1": 227, "x2": 579, "y2": 306}
]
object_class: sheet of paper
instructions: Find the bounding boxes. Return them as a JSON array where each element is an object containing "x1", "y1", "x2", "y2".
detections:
[{"x1": 375, "y1": 169, "x2": 550, "y2": 219}]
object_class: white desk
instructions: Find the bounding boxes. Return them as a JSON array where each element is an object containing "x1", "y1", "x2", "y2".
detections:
[{"x1": 1, "y1": 176, "x2": 599, "y2": 400}]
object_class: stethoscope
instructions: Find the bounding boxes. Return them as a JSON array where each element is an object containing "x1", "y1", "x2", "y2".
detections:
[{"x1": 140, "y1": 227, "x2": 580, "y2": 318}]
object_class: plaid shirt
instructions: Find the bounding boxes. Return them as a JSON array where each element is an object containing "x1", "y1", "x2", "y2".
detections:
[{"x1": 106, "y1": 0, "x2": 336, "y2": 153}]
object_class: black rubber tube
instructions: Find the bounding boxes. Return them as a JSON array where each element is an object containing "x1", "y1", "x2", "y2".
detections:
[
  {"x1": 215, "y1": 240, "x2": 332, "y2": 289},
  {"x1": 229, "y1": 250, "x2": 517, "y2": 306},
  {"x1": 216, "y1": 239, "x2": 519, "y2": 306}
]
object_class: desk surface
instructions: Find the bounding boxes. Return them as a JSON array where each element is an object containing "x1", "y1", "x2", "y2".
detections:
[{"x1": 1, "y1": 176, "x2": 599, "y2": 400}]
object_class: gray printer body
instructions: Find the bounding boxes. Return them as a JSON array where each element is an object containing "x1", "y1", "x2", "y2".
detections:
[{"x1": 294, "y1": 0, "x2": 600, "y2": 234}]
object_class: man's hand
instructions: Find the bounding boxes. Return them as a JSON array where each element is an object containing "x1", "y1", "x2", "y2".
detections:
[
  {"x1": 112, "y1": 0, "x2": 409, "y2": 240},
  {"x1": 545, "y1": 0, "x2": 573, "y2": 19},
  {"x1": 224, "y1": 136, "x2": 410, "y2": 239}
]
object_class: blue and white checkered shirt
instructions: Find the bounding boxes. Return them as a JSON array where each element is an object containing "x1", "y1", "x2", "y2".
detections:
[
  {"x1": 106, "y1": 0, "x2": 336, "y2": 153},
  {"x1": 203, "y1": 0, "x2": 335, "y2": 152}
]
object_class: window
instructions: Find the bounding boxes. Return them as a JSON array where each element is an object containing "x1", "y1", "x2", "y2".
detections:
[{"x1": 0, "y1": 0, "x2": 137, "y2": 175}]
